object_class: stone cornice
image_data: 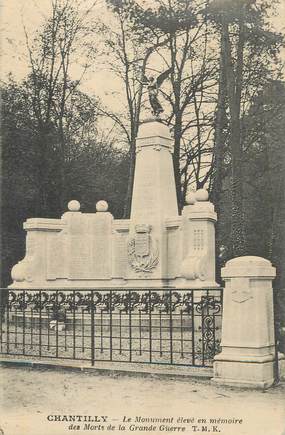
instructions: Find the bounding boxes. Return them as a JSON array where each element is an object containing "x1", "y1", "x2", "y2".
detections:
[{"x1": 24, "y1": 218, "x2": 64, "y2": 231}]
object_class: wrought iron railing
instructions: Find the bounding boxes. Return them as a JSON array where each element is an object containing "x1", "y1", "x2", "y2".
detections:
[{"x1": 0, "y1": 288, "x2": 223, "y2": 368}]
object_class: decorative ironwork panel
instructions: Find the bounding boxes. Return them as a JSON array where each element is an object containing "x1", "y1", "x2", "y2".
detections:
[{"x1": 0, "y1": 288, "x2": 222, "y2": 368}]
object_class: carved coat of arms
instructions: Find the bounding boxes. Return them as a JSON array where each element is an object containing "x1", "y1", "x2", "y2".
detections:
[
  {"x1": 231, "y1": 279, "x2": 252, "y2": 303},
  {"x1": 128, "y1": 224, "x2": 159, "y2": 273}
]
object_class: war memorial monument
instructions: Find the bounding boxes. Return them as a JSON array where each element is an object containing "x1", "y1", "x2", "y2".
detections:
[{"x1": 3, "y1": 75, "x2": 284, "y2": 389}]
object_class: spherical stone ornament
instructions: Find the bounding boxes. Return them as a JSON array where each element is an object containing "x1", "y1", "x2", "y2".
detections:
[
  {"x1": 195, "y1": 188, "x2": 209, "y2": 202},
  {"x1": 11, "y1": 262, "x2": 26, "y2": 282},
  {"x1": 68, "y1": 200, "x2": 80, "y2": 211},
  {"x1": 185, "y1": 192, "x2": 196, "y2": 205},
  {"x1": 96, "y1": 200, "x2": 108, "y2": 212}
]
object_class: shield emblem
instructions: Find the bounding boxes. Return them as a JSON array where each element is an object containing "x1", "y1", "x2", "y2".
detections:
[
  {"x1": 135, "y1": 233, "x2": 150, "y2": 257},
  {"x1": 128, "y1": 224, "x2": 159, "y2": 273},
  {"x1": 231, "y1": 288, "x2": 252, "y2": 303}
]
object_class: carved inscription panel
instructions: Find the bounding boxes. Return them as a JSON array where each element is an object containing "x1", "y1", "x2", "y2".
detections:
[
  {"x1": 113, "y1": 233, "x2": 128, "y2": 278},
  {"x1": 69, "y1": 236, "x2": 92, "y2": 279},
  {"x1": 193, "y1": 229, "x2": 204, "y2": 251},
  {"x1": 91, "y1": 217, "x2": 111, "y2": 278}
]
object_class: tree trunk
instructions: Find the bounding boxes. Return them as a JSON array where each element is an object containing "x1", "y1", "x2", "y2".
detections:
[
  {"x1": 36, "y1": 130, "x2": 49, "y2": 217},
  {"x1": 211, "y1": 59, "x2": 226, "y2": 211},
  {"x1": 123, "y1": 138, "x2": 136, "y2": 219},
  {"x1": 271, "y1": 152, "x2": 285, "y2": 290},
  {"x1": 59, "y1": 117, "x2": 66, "y2": 213},
  {"x1": 222, "y1": 19, "x2": 246, "y2": 257},
  {"x1": 173, "y1": 113, "x2": 183, "y2": 212},
  {"x1": 211, "y1": 30, "x2": 228, "y2": 280}
]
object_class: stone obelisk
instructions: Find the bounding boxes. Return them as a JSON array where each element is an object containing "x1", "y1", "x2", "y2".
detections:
[
  {"x1": 126, "y1": 118, "x2": 178, "y2": 284},
  {"x1": 131, "y1": 119, "x2": 178, "y2": 222}
]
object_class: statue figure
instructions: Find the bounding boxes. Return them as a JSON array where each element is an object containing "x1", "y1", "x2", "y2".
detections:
[{"x1": 142, "y1": 68, "x2": 172, "y2": 117}]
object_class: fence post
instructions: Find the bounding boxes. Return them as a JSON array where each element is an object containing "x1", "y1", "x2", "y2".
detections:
[{"x1": 212, "y1": 256, "x2": 281, "y2": 389}]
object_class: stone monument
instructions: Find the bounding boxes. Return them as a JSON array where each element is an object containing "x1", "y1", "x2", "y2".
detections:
[
  {"x1": 213, "y1": 256, "x2": 284, "y2": 388},
  {"x1": 10, "y1": 119, "x2": 219, "y2": 289}
]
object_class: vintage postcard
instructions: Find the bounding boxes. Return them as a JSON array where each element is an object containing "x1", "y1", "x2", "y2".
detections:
[{"x1": 1, "y1": 0, "x2": 285, "y2": 434}]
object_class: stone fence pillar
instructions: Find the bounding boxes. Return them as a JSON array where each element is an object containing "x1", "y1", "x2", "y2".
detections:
[{"x1": 213, "y1": 256, "x2": 277, "y2": 388}]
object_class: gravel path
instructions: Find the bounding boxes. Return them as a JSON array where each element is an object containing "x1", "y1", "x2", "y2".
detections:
[{"x1": 0, "y1": 365, "x2": 285, "y2": 435}]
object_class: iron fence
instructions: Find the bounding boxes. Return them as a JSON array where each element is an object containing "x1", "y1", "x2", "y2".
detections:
[{"x1": 0, "y1": 288, "x2": 223, "y2": 368}]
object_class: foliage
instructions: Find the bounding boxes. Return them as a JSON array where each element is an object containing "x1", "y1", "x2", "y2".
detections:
[
  {"x1": 105, "y1": 0, "x2": 219, "y2": 211},
  {"x1": 1, "y1": 75, "x2": 128, "y2": 287},
  {"x1": 208, "y1": 0, "x2": 284, "y2": 257},
  {"x1": 1, "y1": 0, "x2": 285, "y2": 297}
]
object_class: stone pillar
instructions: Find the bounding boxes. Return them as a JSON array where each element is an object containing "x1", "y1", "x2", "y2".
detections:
[
  {"x1": 213, "y1": 256, "x2": 276, "y2": 388},
  {"x1": 10, "y1": 217, "x2": 64, "y2": 287},
  {"x1": 179, "y1": 189, "x2": 218, "y2": 288},
  {"x1": 131, "y1": 119, "x2": 178, "y2": 222}
]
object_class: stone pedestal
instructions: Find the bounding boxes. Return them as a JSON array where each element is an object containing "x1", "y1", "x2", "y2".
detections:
[
  {"x1": 213, "y1": 256, "x2": 277, "y2": 388},
  {"x1": 178, "y1": 190, "x2": 217, "y2": 288}
]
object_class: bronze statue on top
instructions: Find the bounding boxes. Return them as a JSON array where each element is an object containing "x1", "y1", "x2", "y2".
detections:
[{"x1": 142, "y1": 68, "x2": 172, "y2": 118}]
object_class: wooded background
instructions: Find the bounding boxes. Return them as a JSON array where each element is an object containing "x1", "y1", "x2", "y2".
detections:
[{"x1": 1, "y1": 0, "x2": 285, "y2": 330}]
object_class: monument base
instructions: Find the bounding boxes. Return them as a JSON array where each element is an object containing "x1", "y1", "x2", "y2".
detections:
[
  {"x1": 278, "y1": 352, "x2": 285, "y2": 380},
  {"x1": 173, "y1": 278, "x2": 219, "y2": 288},
  {"x1": 9, "y1": 278, "x2": 219, "y2": 289},
  {"x1": 212, "y1": 351, "x2": 276, "y2": 389},
  {"x1": 211, "y1": 376, "x2": 274, "y2": 389}
]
